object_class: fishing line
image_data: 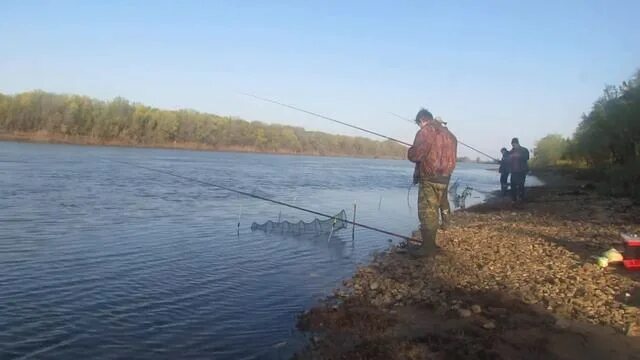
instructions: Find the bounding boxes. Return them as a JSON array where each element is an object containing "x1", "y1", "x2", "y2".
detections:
[
  {"x1": 239, "y1": 92, "x2": 499, "y2": 162},
  {"x1": 112, "y1": 160, "x2": 418, "y2": 242},
  {"x1": 237, "y1": 193, "x2": 243, "y2": 235},
  {"x1": 239, "y1": 92, "x2": 412, "y2": 147},
  {"x1": 388, "y1": 112, "x2": 500, "y2": 162}
]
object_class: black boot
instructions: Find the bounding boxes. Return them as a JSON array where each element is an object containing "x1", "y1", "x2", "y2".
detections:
[
  {"x1": 411, "y1": 228, "x2": 438, "y2": 258},
  {"x1": 440, "y1": 210, "x2": 451, "y2": 231}
]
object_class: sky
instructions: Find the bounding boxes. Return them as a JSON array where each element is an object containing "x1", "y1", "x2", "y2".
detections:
[{"x1": 1, "y1": 0, "x2": 639, "y2": 158}]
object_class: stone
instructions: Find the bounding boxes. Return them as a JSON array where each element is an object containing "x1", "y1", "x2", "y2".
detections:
[
  {"x1": 471, "y1": 305, "x2": 482, "y2": 314},
  {"x1": 370, "y1": 282, "x2": 379, "y2": 291},
  {"x1": 625, "y1": 323, "x2": 640, "y2": 337},
  {"x1": 555, "y1": 304, "x2": 573, "y2": 317},
  {"x1": 483, "y1": 321, "x2": 496, "y2": 329},
  {"x1": 555, "y1": 318, "x2": 571, "y2": 329},
  {"x1": 488, "y1": 307, "x2": 508, "y2": 316},
  {"x1": 457, "y1": 308, "x2": 472, "y2": 318}
]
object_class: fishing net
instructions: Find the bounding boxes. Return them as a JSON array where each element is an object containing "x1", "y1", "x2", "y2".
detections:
[
  {"x1": 449, "y1": 179, "x2": 474, "y2": 209},
  {"x1": 251, "y1": 210, "x2": 348, "y2": 235}
]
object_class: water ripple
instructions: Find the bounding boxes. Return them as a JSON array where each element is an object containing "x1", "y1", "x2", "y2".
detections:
[{"x1": 0, "y1": 142, "x2": 506, "y2": 359}]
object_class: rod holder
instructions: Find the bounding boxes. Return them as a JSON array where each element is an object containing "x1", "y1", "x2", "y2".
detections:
[{"x1": 352, "y1": 201, "x2": 357, "y2": 241}]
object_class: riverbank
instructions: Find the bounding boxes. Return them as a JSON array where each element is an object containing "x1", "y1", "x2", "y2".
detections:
[
  {"x1": 296, "y1": 176, "x2": 640, "y2": 358},
  {"x1": 0, "y1": 132, "x2": 405, "y2": 160}
]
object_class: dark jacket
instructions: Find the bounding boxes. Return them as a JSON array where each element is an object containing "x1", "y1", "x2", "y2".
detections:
[
  {"x1": 509, "y1": 147, "x2": 530, "y2": 173},
  {"x1": 499, "y1": 153, "x2": 510, "y2": 174}
]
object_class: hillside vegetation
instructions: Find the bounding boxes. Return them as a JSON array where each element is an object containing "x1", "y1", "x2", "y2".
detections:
[{"x1": 0, "y1": 91, "x2": 406, "y2": 158}]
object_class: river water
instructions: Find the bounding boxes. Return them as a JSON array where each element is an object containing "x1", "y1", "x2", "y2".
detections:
[{"x1": 0, "y1": 142, "x2": 539, "y2": 359}]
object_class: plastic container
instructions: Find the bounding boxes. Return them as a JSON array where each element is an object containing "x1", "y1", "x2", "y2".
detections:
[
  {"x1": 622, "y1": 233, "x2": 640, "y2": 260},
  {"x1": 623, "y1": 259, "x2": 640, "y2": 271}
]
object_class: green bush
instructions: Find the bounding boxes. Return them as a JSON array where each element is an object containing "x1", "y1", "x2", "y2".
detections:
[{"x1": 537, "y1": 70, "x2": 640, "y2": 198}]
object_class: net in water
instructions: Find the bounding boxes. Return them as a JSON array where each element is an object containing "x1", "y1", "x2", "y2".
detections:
[
  {"x1": 251, "y1": 210, "x2": 348, "y2": 235},
  {"x1": 449, "y1": 179, "x2": 474, "y2": 209}
]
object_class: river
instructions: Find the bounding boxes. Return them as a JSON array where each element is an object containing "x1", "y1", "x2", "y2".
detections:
[{"x1": 0, "y1": 142, "x2": 540, "y2": 359}]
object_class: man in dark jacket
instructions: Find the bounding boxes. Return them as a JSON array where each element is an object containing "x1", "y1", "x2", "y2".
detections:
[
  {"x1": 499, "y1": 147, "x2": 510, "y2": 195},
  {"x1": 408, "y1": 109, "x2": 457, "y2": 256},
  {"x1": 509, "y1": 138, "x2": 529, "y2": 203}
]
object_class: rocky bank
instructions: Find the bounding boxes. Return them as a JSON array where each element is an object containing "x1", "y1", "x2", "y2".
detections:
[{"x1": 296, "y1": 181, "x2": 640, "y2": 359}]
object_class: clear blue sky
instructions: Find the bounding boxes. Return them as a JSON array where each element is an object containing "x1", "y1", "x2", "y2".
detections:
[{"x1": 1, "y1": 1, "x2": 639, "y2": 158}]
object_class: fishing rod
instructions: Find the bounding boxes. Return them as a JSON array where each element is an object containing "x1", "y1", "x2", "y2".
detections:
[
  {"x1": 241, "y1": 92, "x2": 500, "y2": 162},
  {"x1": 239, "y1": 92, "x2": 412, "y2": 147},
  {"x1": 388, "y1": 112, "x2": 500, "y2": 162},
  {"x1": 112, "y1": 160, "x2": 418, "y2": 243}
]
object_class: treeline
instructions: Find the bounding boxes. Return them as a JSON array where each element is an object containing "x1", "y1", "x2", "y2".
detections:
[
  {"x1": 0, "y1": 90, "x2": 406, "y2": 158},
  {"x1": 532, "y1": 70, "x2": 640, "y2": 197}
]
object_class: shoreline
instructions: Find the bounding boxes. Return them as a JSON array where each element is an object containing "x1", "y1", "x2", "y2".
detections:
[
  {"x1": 295, "y1": 174, "x2": 640, "y2": 358},
  {"x1": 0, "y1": 132, "x2": 406, "y2": 160}
]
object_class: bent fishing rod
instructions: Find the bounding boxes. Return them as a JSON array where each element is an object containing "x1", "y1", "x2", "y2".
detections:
[
  {"x1": 112, "y1": 160, "x2": 418, "y2": 243},
  {"x1": 240, "y1": 92, "x2": 498, "y2": 162}
]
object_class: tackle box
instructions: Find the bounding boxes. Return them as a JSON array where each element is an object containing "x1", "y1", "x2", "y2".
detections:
[
  {"x1": 623, "y1": 259, "x2": 640, "y2": 271},
  {"x1": 622, "y1": 233, "x2": 640, "y2": 261}
]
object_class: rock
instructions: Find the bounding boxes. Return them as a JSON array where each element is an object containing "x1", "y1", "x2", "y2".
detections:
[
  {"x1": 370, "y1": 282, "x2": 379, "y2": 291},
  {"x1": 471, "y1": 305, "x2": 482, "y2": 314},
  {"x1": 555, "y1": 318, "x2": 571, "y2": 329},
  {"x1": 555, "y1": 304, "x2": 573, "y2": 317},
  {"x1": 487, "y1": 307, "x2": 508, "y2": 317},
  {"x1": 457, "y1": 308, "x2": 472, "y2": 318},
  {"x1": 625, "y1": 323, "x2": 640, "y2": 337},
  {"x1": 483, "y1": 321, "x2": 496, "y2": 329}
]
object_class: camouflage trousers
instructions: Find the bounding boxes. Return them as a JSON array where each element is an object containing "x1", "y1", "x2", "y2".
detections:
[{"x1": 417, "y1": 179, "x2": 449, "y2": 232}]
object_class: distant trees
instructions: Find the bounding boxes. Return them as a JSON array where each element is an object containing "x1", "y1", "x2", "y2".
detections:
[
  {"x1": 0, "y1": 90, "x2": 406, "y2": 158},
  {"x1": 571, "y1": 75, "x2": 640, "y2": 168},
  {"x1": 533, "y1": 70, "x2": 640, "y2": 197},
  {"x1": 531, "y1": 134, "x2": 570, "y2": 168}
]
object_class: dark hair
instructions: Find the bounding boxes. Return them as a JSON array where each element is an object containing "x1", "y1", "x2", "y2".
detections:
[
  {"x1": 511, "y1": 137, "x2": 519, "y2": 145},
  {"x1": 500, "y1": 147, "x2": 507, "y2": 152},
  {"x1": 415, "y1": 108, "x2": 434, "y2": 124}
]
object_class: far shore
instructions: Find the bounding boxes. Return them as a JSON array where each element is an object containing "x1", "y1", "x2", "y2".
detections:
[
  {"x1": 1, "y1": 131, "x2": 499, "y2": 165},
  {"x1": 0, "y1": 132, "x2": 407, "y2": 160}
]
